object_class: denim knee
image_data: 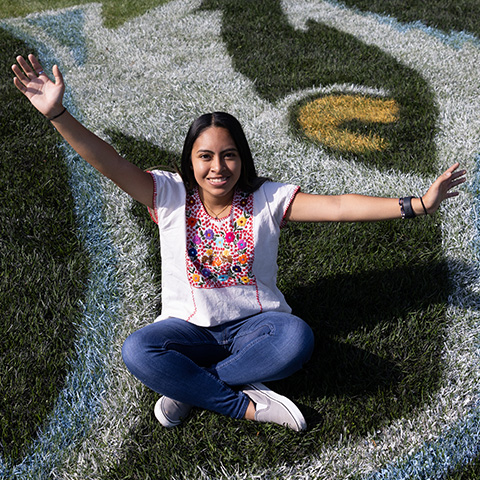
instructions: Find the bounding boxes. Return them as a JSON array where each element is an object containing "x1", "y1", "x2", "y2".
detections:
[
  {"x1": 121, "y1": 330, "x2": 139, "y2": 373},
  {"x1": 292, "y1": 318, "x2": 315, "y2": 365},
  {"x1": 277, "y1": 318, "x2": 314, "y2": 376},
  {"x1": 121, "y1": 327, "x2": 156, "y2": 376}
]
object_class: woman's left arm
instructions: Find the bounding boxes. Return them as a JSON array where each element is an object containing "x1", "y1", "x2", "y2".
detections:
[{"x1": 285, "y1": 163, "x2": 466, "y2": 223}]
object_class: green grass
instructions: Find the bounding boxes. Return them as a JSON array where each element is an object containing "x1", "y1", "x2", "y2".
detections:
[
  {"x1": 0, "y1": 29, "x2": 89, "y2": 461},
  {"x1": 340, "y1": 0, "x2": 480, "y2": 40},
  {"x1": 103, "y1": 131, "x2": 449, "y2": 478},
  {"x1": 0, "y1": 0, "x2": 170, "y2": 28},
  {"x1": 1, "y1": 0, "x2": 479, "y2": 478}
]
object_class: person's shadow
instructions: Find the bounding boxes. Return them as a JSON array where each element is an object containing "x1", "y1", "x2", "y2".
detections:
[{"x1": 271, "y1": 219, "x2": 454, "y2": 432}]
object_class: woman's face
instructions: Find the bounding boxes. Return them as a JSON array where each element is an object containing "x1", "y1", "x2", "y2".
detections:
[{"x1": 191, "y1": 126, "x2": 242, "y2": 205}]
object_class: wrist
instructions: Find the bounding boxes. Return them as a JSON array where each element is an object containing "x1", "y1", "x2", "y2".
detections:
[
  {"x1": 400, "y1": 196, "x2": 429, "y2": 218},
  {"x1": 418, "y1": 196, "x2": 429, "y2": 216},
  {"x1": 45, "y1": 106, "x2": 67, "y2": 121}
]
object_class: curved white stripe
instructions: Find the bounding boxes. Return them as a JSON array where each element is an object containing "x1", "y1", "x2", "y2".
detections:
[{"x1": 1, "y1": 1, "x2": 479, "y2": 478}]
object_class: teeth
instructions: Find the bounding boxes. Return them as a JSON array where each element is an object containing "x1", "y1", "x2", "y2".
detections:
[{"x1": 209, "y1": 177, "x2": 228, "y2": 183}]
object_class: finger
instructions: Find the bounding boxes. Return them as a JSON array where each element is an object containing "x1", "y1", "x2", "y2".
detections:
[
  {"x1": 13, "y1": 76, "x2": 28, "y2": 94},
  {"x1": 448, "y1": 177, "x2": 466, "y2": 189},
  {"x1": 446, "y1": 162, "x2": 460, "y2": 173},
  {"x1": 11, "y1": 63, "x2": 29, "y2": 85},
  {"x1": 28, "y1": 53, "x2": 47, "y2": 76},
  {"x1": 52, "y1": 64, "x2": 64, "y2": 86},
  {"x1": 445, "y1": 191, "x2": 460, "y2": 199},
  {"x1": 16, "y1": 55, "x2": 35, "y2": 77},
  {"x1": 450, "y1": 169, "x2": 466, "y2": 181}
]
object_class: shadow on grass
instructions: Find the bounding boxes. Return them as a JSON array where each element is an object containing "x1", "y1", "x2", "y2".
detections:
[{"x1": 199, "y1": 0, "x2": 438, "y2": 177}]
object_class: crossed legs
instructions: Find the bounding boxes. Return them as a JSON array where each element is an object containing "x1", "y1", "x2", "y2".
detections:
[{"x1": 122, "y1": 311, "x2": 314, "y2": 421}]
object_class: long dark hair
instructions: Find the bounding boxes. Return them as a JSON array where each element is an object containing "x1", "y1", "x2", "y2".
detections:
[{"x1": 180, "y1": 112, "x2": 268, "y2": 193}]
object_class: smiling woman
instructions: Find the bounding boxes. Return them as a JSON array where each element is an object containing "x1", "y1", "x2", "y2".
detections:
[
  {"x1": 190, "y1": 126, "x2": 242, "y2": 215},
  {"x1": 1, "y1": 0, "x2": 479, "y2": 478},
  {"x1": 10, "y1": 41, "x2": 464, "y2": 436}
]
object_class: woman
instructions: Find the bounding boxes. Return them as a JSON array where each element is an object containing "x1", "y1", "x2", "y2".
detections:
[{"x1": 12, "y1": 54, "x2": 466, "y2": 431}]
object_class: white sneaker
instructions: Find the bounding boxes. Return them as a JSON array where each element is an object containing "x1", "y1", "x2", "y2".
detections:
[
  {"x1": 242, "y1": 383, "x2": 307, "y2": 432},
  {"x1": 154, "y1": 396, "x2": 192, "y2": 428}
]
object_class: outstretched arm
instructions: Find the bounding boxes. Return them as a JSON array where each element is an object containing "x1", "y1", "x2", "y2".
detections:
[
  {"x1": 286, "y1": 163, "x2": 466, "y2": 223},
  {"x1": 12, "y1": 54, "x2": 154, "y2": 208}
]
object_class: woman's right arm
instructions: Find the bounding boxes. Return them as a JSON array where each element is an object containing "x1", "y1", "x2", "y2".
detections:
[{"x1": 12, "y1": 54, "x2": 154, "y2": 208}]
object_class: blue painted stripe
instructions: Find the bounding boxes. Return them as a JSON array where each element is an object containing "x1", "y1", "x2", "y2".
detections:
[{"x1": 0, "y1": 32, "x2": 121, "y2": 478}]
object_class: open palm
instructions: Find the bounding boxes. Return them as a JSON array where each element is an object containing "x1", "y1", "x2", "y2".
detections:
[
  {"x1": 12, "y1": 54, "x2": 65, "y2": 118},
  {"x1": 422, "y1": 162, "x2": 466, "y2": 213}
]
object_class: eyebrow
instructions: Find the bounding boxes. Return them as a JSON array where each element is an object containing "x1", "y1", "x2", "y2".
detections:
[{"x1": 195, "y1": 147, "x2": 238, "y2": 154}]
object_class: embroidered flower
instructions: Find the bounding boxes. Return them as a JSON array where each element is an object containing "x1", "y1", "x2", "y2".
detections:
[
  {"x1": 215, "y1": 237, "x2": 224, "y2": 248},
  {"x1": 221, "y1": 253, "x2": 233, "y2": 264},
  {"x1": 206, "y1": 249, "x2": 214, "y2": 256},
  {"x1": 241, "y1": 276, "x2": 250, "y2": 284},
  {"x1": 187, "y1": 197, "x2": 196, "y2": 206},
  {"x1": 204, "y1": 229, "x2": 214, "y2": 240},
  {"x1": 201, "y1": 268, "x2": 212, "y2": 278},
  {"x1": 193, "y1": 235, "x2": 202, "y2": 245},
  {"x1": 201, "y1": 255, "x2": 213, "y2": 265},
  {"x1": 188, "y1": 248, "x2": 197, "y2": 258},
  {"x1": 225, "y1": 232, "x2": 235, "y2": 243},
  {"x1": 237, "y1": 239, "x2": 247, "y2": 250},
  {"x1": 236, "y1": 216, "x2": 247, "y2": 227},
  {"x1": 192, "y1": 274, "x2": 200, "y2": 283},
  {"x1": 232, "y1": 265, "x2": 241, "y2": 273},
  {"x1": 187, "y1": 217, "x2": 197, "y2": 227},
  {"x1": 218, "y1": 274, "x2": 229, "y2": 282},
  {"x1": 238, "y1": 254, "x2": 248, "y2": 265},
  {"x1": 212, "y1": 257, "x2": 222, "y2": 267}
]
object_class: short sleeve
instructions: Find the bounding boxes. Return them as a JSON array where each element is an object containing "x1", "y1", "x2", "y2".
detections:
[
  {"x1": 147, "y1": 170, "x2": 186, "y2": 225},
  {"x1": 258, "y1": 181, "x2": 300, "y2": 229}
]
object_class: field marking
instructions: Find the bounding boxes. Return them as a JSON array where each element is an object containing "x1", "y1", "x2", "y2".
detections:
[{"x1": 1, "y1": 0, "x2": 480, "y2": 477}]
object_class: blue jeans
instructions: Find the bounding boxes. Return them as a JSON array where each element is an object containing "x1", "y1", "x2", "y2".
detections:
[{"x1": 121, "y1": 311, "x2": 314, "y2": 420}]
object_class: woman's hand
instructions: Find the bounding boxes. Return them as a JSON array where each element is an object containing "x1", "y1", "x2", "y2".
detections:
[
  {"x1": 422, "y1": 162, "x2": 466, "y2": 214},
  {"x1": 12, "y1": 54, "x2": 154, "y2": 207},
  {"x1": 12, "y1": 54, "x2": 65, "y2": 119}
]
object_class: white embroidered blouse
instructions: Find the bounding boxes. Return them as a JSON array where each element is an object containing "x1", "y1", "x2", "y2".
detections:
[{"x1": 148, "y1": 170, "x2": 299, "y2": 327}]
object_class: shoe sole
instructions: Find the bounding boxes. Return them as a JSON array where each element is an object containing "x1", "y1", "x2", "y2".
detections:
[{"x1": 244, "y1": 383, "x2": 307, "y2": 431}]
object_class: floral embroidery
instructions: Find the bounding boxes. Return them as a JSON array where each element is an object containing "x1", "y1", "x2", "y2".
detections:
[
  {"x1": 237, "y1": 239, "x2": 247, "y2": 250},
  {"x1": 236, "y1": 216, "x2": 247, "y2": 227},
  {"x1": 185, "y1": 188, "x2": 256, "y2": 288}
]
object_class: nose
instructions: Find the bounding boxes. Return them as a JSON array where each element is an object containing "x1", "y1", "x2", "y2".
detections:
[{"x1": 210, "y1": 155, "x2": 225, "y2": 173}]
